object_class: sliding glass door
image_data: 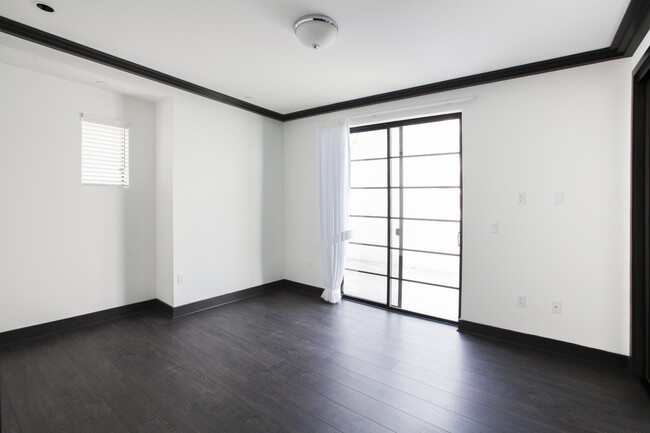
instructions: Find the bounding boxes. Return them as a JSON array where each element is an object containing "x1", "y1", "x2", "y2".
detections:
[{"x1": 344, "y1": 114, "x2": 462, "y2": 322}]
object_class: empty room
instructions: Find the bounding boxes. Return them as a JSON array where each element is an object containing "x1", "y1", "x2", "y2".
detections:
[{"x1": 1, "y1": 1, "x2": 650, "y2": 432}]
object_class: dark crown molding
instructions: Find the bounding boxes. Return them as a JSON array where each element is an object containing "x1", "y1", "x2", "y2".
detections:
[
  {"x1": 285, "y1": 0, "x2": 650, "y2": 121},
  {"x1": 282, "y1": 48, "x2": 618, "y2": 121},
  {"x1": 0, "y1": 16, "x2": 284, "y2": 121},
  {"x1": 612, "y1": 0, "x2": 650, "y2": 57},
  {"x1": 1, "y1": 0, "x2": 649, "y2": 122}
]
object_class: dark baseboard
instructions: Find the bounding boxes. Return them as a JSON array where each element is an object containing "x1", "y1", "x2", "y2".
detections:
[
  {"x1": 0, "y1": 281, "x2": 287, "y2": 346},
  {"x1": 0, "y1": 299, "x2": 156, "y2": 347},
  {"x1": 1, "y1": 283, "x2": 629, "y2": 374},
  {"x1": 168, "y1": 280, "x2": 285, "y2": 318},
  {"x1": 281, "y1": 280, "x2": 324, "y2": 297},
  {"x1": 641, "y1": 378, "x2": 650, "y2": 397},
  {"x1": 154, "y1": 299, "x2": 174, "y2": 317},
  {"x1": 458, "y1": 320, "x2": 629, "y2": 370}
]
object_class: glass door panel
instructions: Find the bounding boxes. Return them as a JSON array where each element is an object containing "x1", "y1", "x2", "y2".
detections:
[
  {"x1": 343, "y1": 270, "x2": 387, "y2": 304},
  {"x1": 402, "y1": 119, "x2": 460, "y2": 155},
  {"x1": 399, "y1": 220, "x2": 460, "y2": 255},
  {"x1": 389, "y1": 278, "x2": 400, "y2": 307},
  {"x1": 401, "y1": 251, "x2": 460, "y2": 287},
  {"x1": 391, "y1": 188, "x2": 461, "y2": 221},
  {"x1": 350, "y1": 129, "x2": 387, "y2": 159},
  {"x1": 347, "y1": 243, "x2": 387, "y2": 275},
  {"x1": 345, "y1": 114, "x2": 461, "y2": 322},
  {"x1": 349, "y1": 217, "x2": 387, "y2": 246},
  {"x1": 400, "y1": 281, "x2": 459, "y2": 321},
  {"x1": 350, "y1": 159, "x2": 387, "y2": 187},
  {"x1": 390, "y1": 248, "x2": 401, "y2": 279},
  {"x1": 396, "y1": 154, "x2": 461, "y2": 187},
  {"x1": 349, "y1": 189, "x2": 387, "y2": 217}
]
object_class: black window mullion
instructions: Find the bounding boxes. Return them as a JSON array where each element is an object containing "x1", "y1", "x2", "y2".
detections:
[
  {"x1": 388, "y1": 275, "x2": 460, "y2": 291},
  {"x1": 351, "y1": 215, "x2": 461, "y2": 223},
  {"x1": 389, "y1": 151, "x2": 460, "y2": 159},
  {"x1": 351, "y1": 150, "x2": 460, "y2": 163},
  {"x1": 386, "y1": 128, "x2": 392, "y2": 308},
  {"x1": 397, "y1": 126, "x2": 404, "y2": 309}
]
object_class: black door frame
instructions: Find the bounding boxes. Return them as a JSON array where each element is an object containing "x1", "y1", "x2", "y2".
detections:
[
  {"x1": 345, "y1": 113, "x2": 463, "y2": 324},
  {"x1": 631, "y1": 46, "x2": 650, "y2": 383}
]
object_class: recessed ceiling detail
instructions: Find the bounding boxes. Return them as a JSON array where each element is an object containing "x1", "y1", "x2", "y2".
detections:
[{"x1": 34, "y1": 2, "x2": 54, "y2": 13}]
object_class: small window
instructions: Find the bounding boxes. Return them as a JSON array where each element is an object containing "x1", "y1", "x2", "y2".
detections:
[{"x1": 81, "y1": 113, "x2": 129, "y2": 187}]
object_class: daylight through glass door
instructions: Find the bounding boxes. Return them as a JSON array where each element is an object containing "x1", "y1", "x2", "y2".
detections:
[{"x1": 344, "y1": 114, "x2": 461, "y2": 322}]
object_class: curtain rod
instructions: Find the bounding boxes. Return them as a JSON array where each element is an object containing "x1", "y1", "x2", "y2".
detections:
[{"x1": 349, "y1": 96, "x2": 474, "y2": 122}]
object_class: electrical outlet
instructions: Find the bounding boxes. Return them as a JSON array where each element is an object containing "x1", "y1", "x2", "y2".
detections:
[
  {"x1": 307, "y1": 260, "x2": 312, "y2": 270},
  {"x1": 489, "y1": 221, "x2": 498, "y2": 233},
  {"x1": 177, "y1": 274, "x2": 184, "y2": 285},
  {"x1": 552, "y1": 301, "x2": 562, "y2": 314},
  {"x1": 516, "y1": 295, "x2": 526, "y2": 308},
  {"x1": 516, "y1": 192, "x2": 526, "y2": 204}
]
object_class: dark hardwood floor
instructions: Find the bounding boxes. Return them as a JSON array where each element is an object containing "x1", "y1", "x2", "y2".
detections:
[{"x1": 1, "y1": 288, "x2": 649, "y2": 432}]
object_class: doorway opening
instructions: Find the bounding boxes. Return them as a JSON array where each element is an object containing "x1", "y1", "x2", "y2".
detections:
[{"x1": 344, "y1": 113, "x2": 462, "y2": 322}]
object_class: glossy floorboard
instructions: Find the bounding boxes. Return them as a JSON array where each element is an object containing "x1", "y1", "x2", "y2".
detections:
[{"x1": 1, "y1": 288, "x2": 649, "y2": 432}]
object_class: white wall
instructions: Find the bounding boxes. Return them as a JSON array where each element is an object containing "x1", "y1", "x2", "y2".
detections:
[
  {"x1": 461, "y1": 62, "x2": 631, "y2": 354},
  {"x1": 0, "y1": 55, "x2": 286, "y2": 325},
  {"x1": 283, "y1": 55, "x2": 641, "y2": 355},
  {"x1": 155, "y1": 98, "x2": 174, "y2": 305},
  {"x1": 3, "y1": 27, "x2": 648, "y2": 355},
  {"x1": 0, "y1": 62, "x2": 156, "y2": 333},
  {"x1": 171, "y1": 93, "x2": 284, "y2": 307}
]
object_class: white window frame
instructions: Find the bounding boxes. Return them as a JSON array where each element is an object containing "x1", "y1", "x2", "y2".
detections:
[{"x1": 81, "y1": 113, "x2": 130, "y2": 187}]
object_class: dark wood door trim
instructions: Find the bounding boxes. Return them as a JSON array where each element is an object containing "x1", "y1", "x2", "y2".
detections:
[{"x1": 631, "y1": 45, "x2": 650, "y2": 383}]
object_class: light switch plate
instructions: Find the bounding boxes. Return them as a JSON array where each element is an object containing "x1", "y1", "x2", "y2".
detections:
[{"x1": 517, "y1": 295, "x2": 526, "y2": 307}]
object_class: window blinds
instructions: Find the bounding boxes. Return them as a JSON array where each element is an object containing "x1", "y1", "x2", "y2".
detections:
[{"x1": 81, "y1": 114, "x2": 130, "y2": 187}]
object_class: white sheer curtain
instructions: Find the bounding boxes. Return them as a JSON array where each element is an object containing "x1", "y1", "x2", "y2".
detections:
[{"x1": 318, "y1": 118, "x2": 351, "y2": 303}]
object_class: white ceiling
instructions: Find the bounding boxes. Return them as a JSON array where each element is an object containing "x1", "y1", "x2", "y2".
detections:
[{"x1": 0, "y1": 0, "x2": 632, "y2": 114}]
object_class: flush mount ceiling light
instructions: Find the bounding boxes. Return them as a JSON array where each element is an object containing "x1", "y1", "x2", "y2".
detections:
[{"x1": 294, "y1": 14, "x2": 338, "y2": 50}]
